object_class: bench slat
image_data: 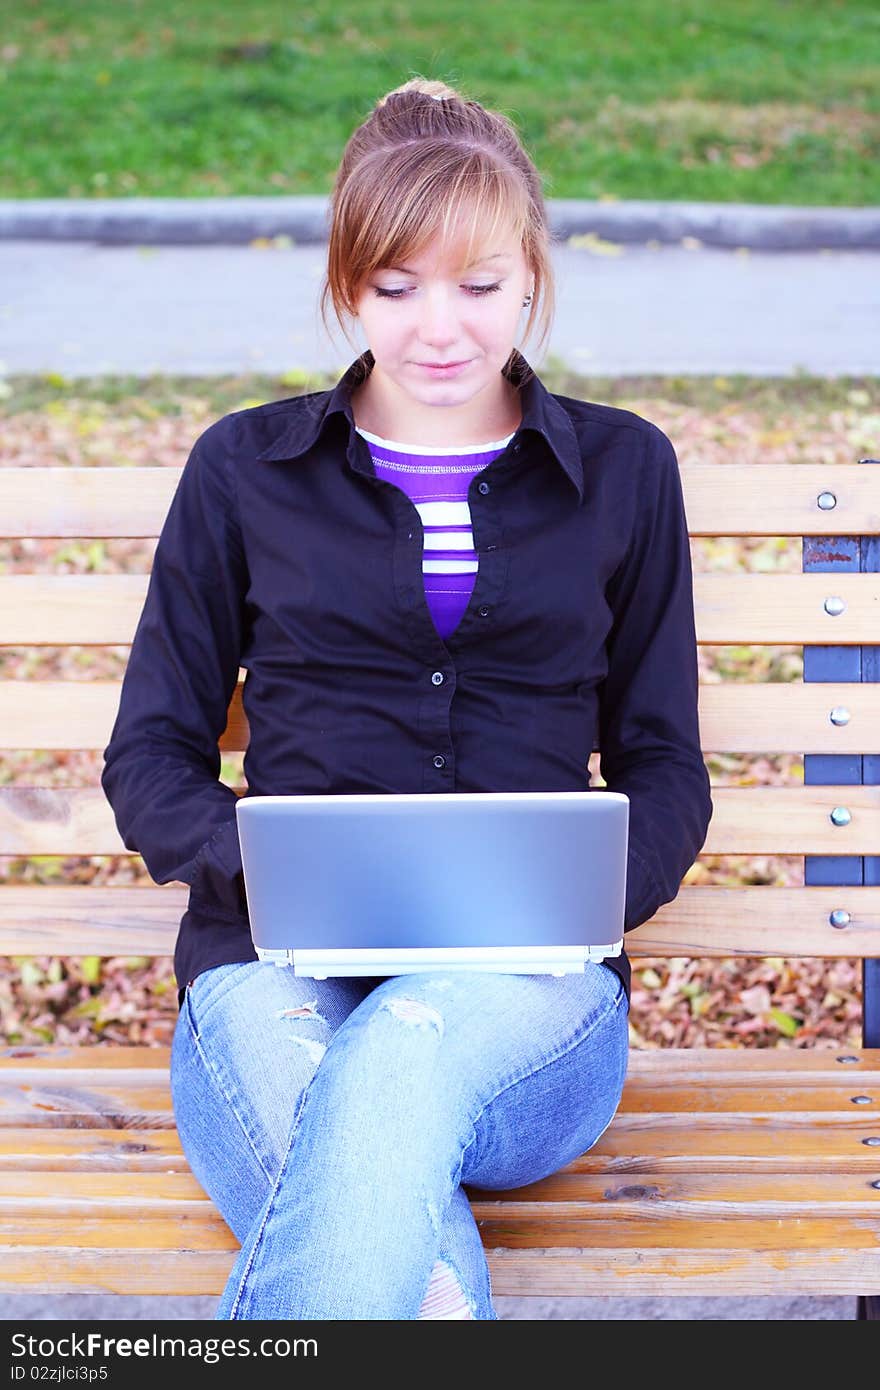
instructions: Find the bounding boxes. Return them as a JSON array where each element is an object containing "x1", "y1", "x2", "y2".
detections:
[
  {"x1": 3, "y1": 468, "x2": 183, "y2": 538},
  {"x1": 0, "y1": 1248, "x2": 235, "y2": 1296},
  {"x1": 617, "y1": 1087, "x2": 880, "y2": 1113},
  {"x1": 3, "y1": 1169, "x2": 879, "y2": 1208},
  {"x1": 3, "y1": 1117, "x2": 880, "y2": 1173},
  {"x1": 7, "y1": 680, "x2": 880, "y2": 755},
  {"x1": 2, "y1": 1064, "x2": 878, "y2": 1126},
  {"x1": 1, "y1": 1223, "x2": 877, "y2": 1287},
  {"x1": 0, "y1": 1090, "x2": 175, "y2": 1128},
  {"x1": 5, "y1": 572, "x2": 880, "y2": 645},
  {"x1": 0, "y1": 1129, "x2": 189, "y2": 1170},
  {"x1": 5, "y1": 465, "x2": 879, "y2": 539},
  {"x1": 3, "y1": 884, "x2": 880, "y2": 958},
  {"x1": 490, "y1": 1248, "x2": 879, "y2": 1297},
  {"x1": 0, "y1": 1045, "x2": 177, "y2": 1069},
  {"x1": 4, "y1": 785, "x2": 880, "y2": 857},
  {"x1": 2, "y1": 1044, "x2": 877, "y2": 1074},
  {"x1": 474, "y1": 1213, "x2": 880, "y2": 1250},
  {"x1": 2, "y1": 1245, "x2": 873, "y2": 1297},
  {"x1": 1, "y1": 1219, "x2": 235, "y2": 1250}
]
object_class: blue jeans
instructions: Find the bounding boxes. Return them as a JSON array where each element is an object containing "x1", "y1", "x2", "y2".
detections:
[{"x1": 170, "y1": 960, "x2": 629, "y2": 1320}]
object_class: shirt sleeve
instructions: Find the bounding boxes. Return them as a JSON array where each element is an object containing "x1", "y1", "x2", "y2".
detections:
[
  {"x1": 597, "y1": 424, "x2": 713, "y2": 933},
  {"x1": 100, "y1": 415, "x2": 248, "y2": 923}
]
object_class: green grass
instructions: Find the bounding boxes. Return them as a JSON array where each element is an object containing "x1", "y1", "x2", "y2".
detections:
[
  {"x1": 0, "y1": 0, "x2": 877, "y2": 203},
  {"x1": 3, "y1": 365, "x2": 879, "y2": 423}
]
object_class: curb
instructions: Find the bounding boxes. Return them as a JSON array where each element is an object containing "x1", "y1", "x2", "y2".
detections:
[{"x1": 0, "y1": 196, "x2": 878, "y2": 249}]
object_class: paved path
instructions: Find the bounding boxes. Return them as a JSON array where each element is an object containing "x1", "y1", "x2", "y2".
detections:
[{"x1": 1, "y1": 237, "x2": 877, "y2": 378}]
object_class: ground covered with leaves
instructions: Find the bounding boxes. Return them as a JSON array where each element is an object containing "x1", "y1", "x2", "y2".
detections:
[{"x1": 2, "y1": 370, "x2": 877, "y2": 1050}]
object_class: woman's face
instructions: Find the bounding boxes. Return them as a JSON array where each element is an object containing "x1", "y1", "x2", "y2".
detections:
[{"x1": 353, "y1": 225, "x2": 533, "y2": 422}]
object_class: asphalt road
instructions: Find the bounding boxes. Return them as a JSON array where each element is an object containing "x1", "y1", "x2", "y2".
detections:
[{"x1": 1, "y1": 237, "x2": 877, "y2": 378}]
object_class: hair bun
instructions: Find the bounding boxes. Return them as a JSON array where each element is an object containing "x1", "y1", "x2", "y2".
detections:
[{"x1": 380, "y1": 80, "x2": 458, "y2": 108}]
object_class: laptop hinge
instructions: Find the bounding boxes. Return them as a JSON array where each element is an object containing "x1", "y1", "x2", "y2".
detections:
[
  {"x1": 255, "y1": 943, "x2": 621, "y2": 977},
  {"x1": 586, "y1": 941, "x2": 624, "y2": 962},
  {"x1": 254, "y1": 947, "x2": 298, "y2": 967}
]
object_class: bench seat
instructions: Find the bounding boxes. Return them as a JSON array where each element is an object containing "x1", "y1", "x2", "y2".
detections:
[{"x1": 3, "y1": 1043, "x2": 878, "y2": 1298}]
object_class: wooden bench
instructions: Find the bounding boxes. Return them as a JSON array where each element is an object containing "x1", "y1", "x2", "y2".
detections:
[{"x1": 2, "y1": 449, "x2": 879, "y2": 1318}]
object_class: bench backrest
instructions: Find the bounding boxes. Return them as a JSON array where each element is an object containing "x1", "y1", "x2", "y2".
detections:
[{"x1": 2, "y1": 454, "x2": 878, "y2": 1045}]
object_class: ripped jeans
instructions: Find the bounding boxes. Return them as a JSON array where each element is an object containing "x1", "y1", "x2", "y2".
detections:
[{"x1": 170, "y1": 959, "x2": 629, "y2": 1320}]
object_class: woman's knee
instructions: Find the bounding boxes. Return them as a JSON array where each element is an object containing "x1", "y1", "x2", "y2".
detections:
[
  {"x1": 170, "y1": 962, "x2": 373, "y2": 1236},
  {"x1": 461, "y1": 977, "x2": 630, "y2": 1190}
]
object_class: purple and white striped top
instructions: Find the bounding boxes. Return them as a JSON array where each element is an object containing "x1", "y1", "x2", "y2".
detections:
[{"x1": 355, "y1": 425, "x2": 515, "y2": 641}]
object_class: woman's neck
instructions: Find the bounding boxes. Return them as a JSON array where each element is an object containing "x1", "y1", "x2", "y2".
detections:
[{"x1": 350, "y1": 374, "x2": 522, "y2": 449}]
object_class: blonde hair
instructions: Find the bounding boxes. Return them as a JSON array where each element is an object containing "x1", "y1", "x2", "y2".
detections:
[{"x1": 320, "y1": 76, "x2": 557, "y2": 382}]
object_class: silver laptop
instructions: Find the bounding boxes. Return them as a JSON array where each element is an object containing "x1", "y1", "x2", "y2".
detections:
[{"x1": 235, "y1": 790, "x2": 628, "y2": 978}]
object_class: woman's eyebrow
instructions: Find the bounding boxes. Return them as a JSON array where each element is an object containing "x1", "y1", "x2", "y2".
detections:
[{"x1": 382, "y1": 253, "x2": 513, "y2": 274}]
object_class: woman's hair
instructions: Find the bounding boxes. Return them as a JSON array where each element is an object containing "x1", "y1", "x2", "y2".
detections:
[{"x1": 319, "y1": 76, "x2": 557, "y2": 381}]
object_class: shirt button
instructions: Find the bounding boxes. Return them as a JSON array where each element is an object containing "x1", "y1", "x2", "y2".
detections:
[
  {"x1": 478, "y1": 605, "x2": 490, "y2": 617},
  {"x1": 431, "y1": 671, "x2": 444, "y2": 685},
  {"x1": 478, "y1": 480, "x2": 490, "y2": 495},
  {"x1": 433, "y1": 754, "x2": 446, "y2": 769},
  {"x1": 512, "y1": 441, "x2": 522, "y2": 454}
]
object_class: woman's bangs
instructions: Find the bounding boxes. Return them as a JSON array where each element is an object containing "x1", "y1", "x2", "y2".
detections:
[{"x1": 377, "y1": 193, "x2": 524, "y2": 279}]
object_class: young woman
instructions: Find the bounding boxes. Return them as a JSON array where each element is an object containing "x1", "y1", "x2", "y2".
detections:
[{"x1": 102, "y1": 77, "x2": 712, "y2": 1320}]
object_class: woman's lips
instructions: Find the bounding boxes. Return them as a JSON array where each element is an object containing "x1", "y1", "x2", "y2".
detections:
[{"x1": 417, "y1": 359, "x2": 472, "y2": 376}]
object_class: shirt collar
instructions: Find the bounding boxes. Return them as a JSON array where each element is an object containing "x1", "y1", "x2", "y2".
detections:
[{"x1": 254, "y1": 348, "x2": 584, "y2": 500}]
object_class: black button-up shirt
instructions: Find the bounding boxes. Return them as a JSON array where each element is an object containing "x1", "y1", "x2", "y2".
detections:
[{"x1": 101, "y1": 348, "x2": 713, "y2": 1011}]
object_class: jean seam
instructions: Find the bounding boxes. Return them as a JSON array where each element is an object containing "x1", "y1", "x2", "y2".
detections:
[
  {"x1": 466, "y1": 981, "x2": 628, "y2": 1176},
  {"x1": 180, "y1": 985, "x2": 278, "y2": 1192},
  {"x1": 185, "y1": 962, "x2": 261, "y2": 1031},
  {"x1": 228, "y1": 1084, "x2": 311, "y2": 1319},
  {"x1": 433, "y1": 1124, "x2": 483, "y2": 1318}
]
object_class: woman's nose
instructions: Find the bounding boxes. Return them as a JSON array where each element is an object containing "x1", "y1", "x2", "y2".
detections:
[{"x1": 417, "y1": 291, "x2": 460, "y2": 343}]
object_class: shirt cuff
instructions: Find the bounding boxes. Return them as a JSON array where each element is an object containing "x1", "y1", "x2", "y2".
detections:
[
  {"x1": 623, "y1": 836, "x2": 663, "y2": 933},
  {"x1": 188, "y1": 817, "x2": 247, "y2": 922}
]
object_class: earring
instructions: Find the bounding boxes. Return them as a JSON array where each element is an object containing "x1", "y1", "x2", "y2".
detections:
[{"x1": 522, "y1": 291, "x2": 533, "y2": 307}]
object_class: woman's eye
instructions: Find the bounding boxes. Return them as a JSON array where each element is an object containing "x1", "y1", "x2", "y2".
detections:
[{"x1": 373, "y1": 283, "x2": 504, "y2": 299}]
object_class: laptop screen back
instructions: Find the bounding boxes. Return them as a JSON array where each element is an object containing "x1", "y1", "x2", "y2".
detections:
[{"x1": 235, "y1": 791, "x2": 629, "y2": 954}]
